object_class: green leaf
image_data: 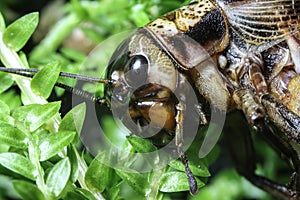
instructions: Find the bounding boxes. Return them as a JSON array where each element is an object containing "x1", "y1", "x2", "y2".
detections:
[
  {"x1": 190, "y1": 169, "x2": 257, "y2": 200},
  {"x1": 0, "y1": 12, "x2": 5, "y2": 31},
  {"x1": 65, "y1": 188, "x2": 97, "y2": 200},
  {"x1": 67, "y1": 145, "x2": 79, "y2": 183},
  {"x1": 0, "y1": 113, "x2": 15, "y2": 125},
  {"x1": 102, "y1": 117, "x2": 127, "y2": 147},
  {"x1": 0, "y1": 99, "x2": 14, "y2": 126},
  {"x1": 85, "y1": 154, "x2": 112, "y2": 193},
  {"x1": 46, "y1": 157, "x2": 71, "y2": 198},
  {"x1": 0, "y1": 100, "x2": 10, "y2": 115},
  {"x1": 0, "y1": 90, "x2": 22, "y2": 110},
  {"x1": 64, "y1": 191, "x2": 89, "y2": 200},
  {"x1": 13, "y1": 180, "x2": 45, "y2": 200},
  {"x1": 0, "y1": 72, "x2": 14, "y2": 94},
  {"x1": 0, "y1": 152, "x2": 36, "y2": 180},
  {"x1": 31, "y1": 62, "x2": 61, "y2": 98},
  {"x1": 159, "y1": 171, "x2": 205, "y2": 193},
  {"x1": 0, "y1": 124, "x2": 28, "y2": 148},
  {"x1": 39, "y1": 131, "x2": 75, "y2": 161},
  {"x1": 19, "y1": 51, "x2": 30, "y2": 68},
  {"x1": 3, "y1": 12, "x2": 38, "y2": 51},
  {"x1": 12, "y1": 101, "x2": 61, "y2": 132},
  {"x1": 76, "y1": 188, "x2": 98, "y2": 200},
  {"x1": 169, "y1": 159, "x2": 210, "y2": 177},
  {"x1": 106, "y1": 185, "x2": 121, "y2": 200},
  {"x1": 115, "y1": 168, "x2": 149, "y2": 195},
  {"x1": 127, "y1": 135, "x2": 157, "y2": 153},
  {"x1": 59, "y1": 103, "x2": 86, "y2": 136}
]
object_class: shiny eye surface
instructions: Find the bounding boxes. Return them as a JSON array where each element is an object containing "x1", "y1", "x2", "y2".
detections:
[{"x1": 125, "y1": 55, "x2": 149, "y2": 88}]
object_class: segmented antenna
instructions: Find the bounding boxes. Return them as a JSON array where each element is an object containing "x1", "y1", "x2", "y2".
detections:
[
  {"x1": 0, "y1": 67, "x2": 116, "y2": 85},
  {"x1": 178, "y1": 148, "x2": 198, "y2": 195},
  {"x1": 0, "y1": 67, "x2": 113, "y2": 104}
]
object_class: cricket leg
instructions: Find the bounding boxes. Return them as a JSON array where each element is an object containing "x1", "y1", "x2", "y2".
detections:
[{"x1": 224, "y1": 111, "x2": 300, "y2": 200}]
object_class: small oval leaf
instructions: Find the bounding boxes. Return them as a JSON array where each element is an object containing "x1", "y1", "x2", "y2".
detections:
[
  {"x1": 46, "y1": 157, "x2": 71, "y2": 197},
  {"x1": 0, "y1": 12, "x2": 5, "y2": 31},
  {"x1": 0, "y1": 152, "x2": 36, "y2": 180},
  {"x1": 59, "y1": 103, "x2": 86, "y2": 142},
  {"x1": 0, "y1": 113, "x2": 15, "y2": 125},
  {"x1": 0, "y1": 72, "x2": 14, "y2": 94},
  {"x1": 67, "y1": 145, "x2": 79, "y2": 183},
  {"x1": 75, "y1": 188, "x2": 98, "y2": 200},
  {"x1": 3, "y1": 12, "x2": 39, "y2": 51},
  {"x1": 12, "y1": 101, "x2": 61, "y2": 132},
  {"x1": 159, "y1": 171, "x2": 205, "y2": 193},
  {"x1": 115, "y1": 168, "x2": 149, "y2": 195},
  {"x1": 0, "y1": 124, "x2": 28, "y2": 148},
  {"x1": 85, "y1": 154, "x2": 112, "y2": 193},
  {"x1": 127, "y1": 135, "x2": 157, "y2": 153},
  {"x1": 39, "y1": 131, "x2": 75, "y2": 161},
  {"x1": 0, "y1": 90, "x2": 22, "y2": 110},
  {"x1": 65, "y1": 188, "x2": 97, "y2": 200},
  {"x1": 0, "y1": 100, "x2": 10, "y2": 115},
  {"x1": 31, "y1": 62, "x2": 61, "y2": 99},
  {"x1": 13, "y1": 180, "x2": 45, "y2": 200},
  {"x1": 169, "y1": 159, "x2": 210, "y2": 177}
]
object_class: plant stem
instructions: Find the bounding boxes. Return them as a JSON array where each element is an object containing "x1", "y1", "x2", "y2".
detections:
[{"x1": 28, "y1": 136, "x2": 51, "y2": 199}]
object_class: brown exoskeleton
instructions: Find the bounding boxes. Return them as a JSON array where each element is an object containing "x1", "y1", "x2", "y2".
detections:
[{"x1": 1, "y1": 0, "x2": 300, "y2": 199}]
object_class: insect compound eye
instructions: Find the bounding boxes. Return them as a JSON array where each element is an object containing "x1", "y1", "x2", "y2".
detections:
[{"x1": 124, "y1": 55, "x2": 149, "y2": 88}]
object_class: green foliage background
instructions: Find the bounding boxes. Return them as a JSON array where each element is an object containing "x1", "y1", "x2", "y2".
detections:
[{"x1": 0, "y1": 0, "x2": 291, "y2": 200}]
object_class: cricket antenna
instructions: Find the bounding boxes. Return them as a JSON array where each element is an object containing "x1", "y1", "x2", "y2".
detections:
[
  {"x1": 0, "y1": 67, "x2": 116, "y2": 105},
  {"x1": 178, "y1": 148, "x2": 198, "y2": 195},
  {"x1": 175, "y1": 103, "x2": 198, "y2": 195},
  {"x1": 0, "y1": 67, "x2": 116, "y2": 85}
]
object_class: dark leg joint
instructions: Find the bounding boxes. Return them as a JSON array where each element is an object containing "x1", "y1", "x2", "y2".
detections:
[{"x1": 246, "y1": 174, "x2": 300, "y2": 200}]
